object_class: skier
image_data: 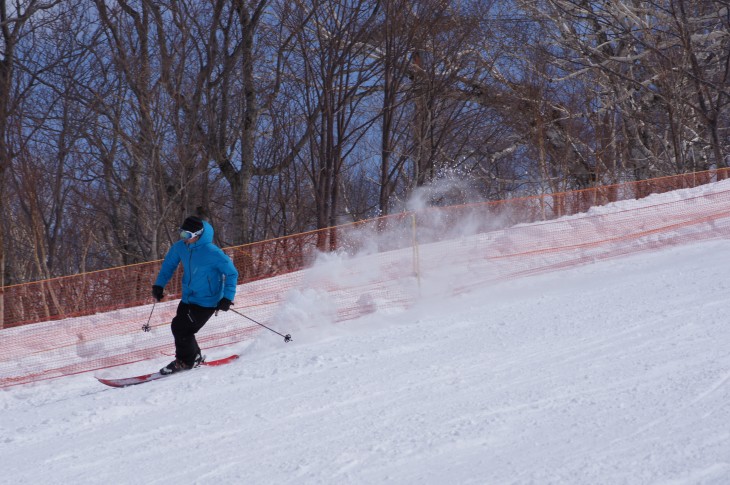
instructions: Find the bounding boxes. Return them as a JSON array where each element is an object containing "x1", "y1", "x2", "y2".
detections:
[{"x1": 151, "y1": 215, "x2": 239, "y2": 374}]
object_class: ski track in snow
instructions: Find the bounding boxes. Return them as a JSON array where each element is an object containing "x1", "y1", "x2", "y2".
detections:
[{"x1": 2, "y1": 195, "x2": 730, "y2": 483}]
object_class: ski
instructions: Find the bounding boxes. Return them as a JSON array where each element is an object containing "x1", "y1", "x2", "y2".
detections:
[{"x1": 96, "y1": 354, "x2": 239, "y2": 388}]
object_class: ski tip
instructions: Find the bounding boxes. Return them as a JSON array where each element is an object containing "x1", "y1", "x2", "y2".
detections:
[
  {"x1": 96, "y1": 372, "x2": 162, "y2": 388},
  {"x1": 96, "y1": 377, "x2": 124, "y2": 388},
  {"x1": 202, "y1": 354, "x2": 240, "y2": 366}
]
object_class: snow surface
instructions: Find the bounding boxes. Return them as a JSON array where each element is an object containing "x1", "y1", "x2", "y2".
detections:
[{"x1": 2, "y1": 185, "x2": 730, "y2": 484}]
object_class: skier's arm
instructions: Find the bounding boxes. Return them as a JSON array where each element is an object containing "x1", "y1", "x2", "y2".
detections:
[
  {"x1": 219, "y1": 252, "x2": 239, "y2": 301},
  {"x1": 154, "y1": 245, "x2": 181, "y2": 288}
]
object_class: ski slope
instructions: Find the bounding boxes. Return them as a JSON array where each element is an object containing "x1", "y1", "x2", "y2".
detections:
[{"x1": 2, "y1": 185, "x2": 730, "y2": 484}]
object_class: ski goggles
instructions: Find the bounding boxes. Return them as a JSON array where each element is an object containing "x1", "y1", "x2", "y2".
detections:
[{"x1": 180, "y1": 228, "x2": 204, "y2": 240}]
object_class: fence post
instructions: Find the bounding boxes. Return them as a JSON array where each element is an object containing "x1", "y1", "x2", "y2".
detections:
[{"x1": 411, "y1": 213, "x2": 421, "y2": 291}]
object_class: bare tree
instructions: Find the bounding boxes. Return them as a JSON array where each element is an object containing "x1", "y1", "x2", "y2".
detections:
[
  {"x1": 291, "y1": 0, "x2": 385, "y2": 245},
  {"x1": 657, "y1": 0, "x2": 729, "y2": 170},
  {"x1": 82, "y1": 0, "x2": 165, "y2": 263},
  {"x1": 0, "y1": 0, "x2": 64, "y2": 325},
  {"x1": 145, "y1": 0, "x2": 318, "y2": 246},
  {"x1": 515, "y1": 0, "x2": 729, "y2": 184}
]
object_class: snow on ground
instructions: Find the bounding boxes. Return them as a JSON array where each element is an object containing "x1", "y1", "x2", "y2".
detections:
[{"x1": 2, "y1": 187, "x2": 730, "y2": 484}]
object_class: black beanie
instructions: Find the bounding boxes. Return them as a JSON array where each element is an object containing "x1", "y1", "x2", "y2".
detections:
[{"x1": 181, "y1": 216, "x2": 204, "y2": 233}]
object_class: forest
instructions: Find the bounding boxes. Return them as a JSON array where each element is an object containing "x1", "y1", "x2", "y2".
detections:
[{"x1": 0, "y1": 0, "x2": 728, "y2": 285}]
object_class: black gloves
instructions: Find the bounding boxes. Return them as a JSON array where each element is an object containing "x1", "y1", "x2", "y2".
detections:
[
  {"x1": 216, "y1": 297, "x2": 232, "y2": 311},
  {"x1": 152, "y1": 285, "x2": 164, "y2": 302}
]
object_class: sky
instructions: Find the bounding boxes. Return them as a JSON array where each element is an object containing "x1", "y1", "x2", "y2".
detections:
[{"x1": 1, "y1": 181, "x2": 730, "y2": 484}]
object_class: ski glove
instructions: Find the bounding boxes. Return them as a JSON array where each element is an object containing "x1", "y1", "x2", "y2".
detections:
[
  {"x1": 152, "y1": 285, "x2": 164, "y2": 302},
  {"x1": 216, "y1": 297, "x2": 232, "y2": 312}
]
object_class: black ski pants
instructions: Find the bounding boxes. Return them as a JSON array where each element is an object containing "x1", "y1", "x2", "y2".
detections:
[{"x1": 171, "y1": 302, "x2": 216, "y2": 366}]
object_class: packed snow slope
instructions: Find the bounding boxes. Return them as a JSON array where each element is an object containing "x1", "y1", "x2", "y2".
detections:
[{"x1": 2, "y1": 187, "x2": 730, "y2": 484}]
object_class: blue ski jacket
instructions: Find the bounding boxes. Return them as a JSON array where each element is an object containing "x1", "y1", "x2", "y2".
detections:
[{"x1": 154, "y1": 220, "x2": 238, "y2": 308}]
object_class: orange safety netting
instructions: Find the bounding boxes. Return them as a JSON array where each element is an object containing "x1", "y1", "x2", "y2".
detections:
[{"x1": 1, "y1": 169, "x2": 729, "y2": 387}]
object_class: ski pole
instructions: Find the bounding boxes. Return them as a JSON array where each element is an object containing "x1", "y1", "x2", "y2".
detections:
[
  {"x1": 142, "y1": 301, "x2": 156, "y2": 332},
  {"x1": 230, "y1": 308, "x2": 292, "y2": 343}
]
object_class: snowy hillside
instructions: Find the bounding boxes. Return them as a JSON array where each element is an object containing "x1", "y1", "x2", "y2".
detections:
[{"x1": 2, "y1": 183, "x2": 730, "y2": 484}]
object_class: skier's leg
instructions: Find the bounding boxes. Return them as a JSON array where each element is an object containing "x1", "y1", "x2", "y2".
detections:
[{"x1": 171, "y1": 303, "x2": 214, "y2": 367}]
